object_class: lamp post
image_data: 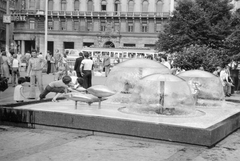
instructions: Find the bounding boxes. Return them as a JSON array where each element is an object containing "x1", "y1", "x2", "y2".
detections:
[
  {"x1": 5, "y1": 0, "x2": 10, "y2": 53},
  {"x1": 44, "y1": 0, "x2": 48, "y2": 57}
]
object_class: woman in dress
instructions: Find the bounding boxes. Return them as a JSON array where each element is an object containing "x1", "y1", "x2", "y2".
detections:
[{"x1": 1, "y1": 51, "x2": 10, "y2": 81}]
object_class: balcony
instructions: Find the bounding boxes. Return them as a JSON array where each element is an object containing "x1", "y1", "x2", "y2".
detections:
[{"x1": 11, "y1": 10, "x2": 170, "y2": 19}]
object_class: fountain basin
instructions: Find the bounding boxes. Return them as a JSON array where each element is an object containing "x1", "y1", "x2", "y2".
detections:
[{"x1": 0, "y1": 99, "x2": 240, "y2": 147}]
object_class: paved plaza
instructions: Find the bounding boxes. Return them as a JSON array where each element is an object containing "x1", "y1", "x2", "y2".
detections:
[{"x1": 1, "y1": 72, "x2": 240, "y2": 161}]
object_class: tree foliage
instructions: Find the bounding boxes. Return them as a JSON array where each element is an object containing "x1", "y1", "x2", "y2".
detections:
[
  {"x1": 172, "y1": 45, "x2": 230, "y2": 72},
  {"x1": 156, "y1": 0, "x2": 233, "y2": 53},
  {"x1": 155, "y1": 0, "x2": 240, "y2": 71}
]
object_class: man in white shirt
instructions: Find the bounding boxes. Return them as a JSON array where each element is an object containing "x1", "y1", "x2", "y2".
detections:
[
  {"x1": 80, "y1": 52, "x2": 93, "y2": 89},
  {"x1": 220, "y1": 65, "x2": 232, "y2": 97}
]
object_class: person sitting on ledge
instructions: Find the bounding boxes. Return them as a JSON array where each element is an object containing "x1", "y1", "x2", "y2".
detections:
[
  {"x1": 14, "y1": 77, "x2": 27, "y2": 103},
  {"x1": 39, "y1": 75, "x2": 73, "y2": 102}
]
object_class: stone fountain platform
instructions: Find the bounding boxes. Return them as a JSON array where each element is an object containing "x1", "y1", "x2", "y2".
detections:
[{"x1": 1, "y1": 99, "x2": 240, "y2": 147}]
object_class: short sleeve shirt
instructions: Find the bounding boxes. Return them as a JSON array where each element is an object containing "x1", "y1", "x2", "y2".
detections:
[
  {"x1": 81, "y1": 59, "x2": 93, "y2": 70},
  {"x1": 49, "y1": 80, "x2": 68, "y2": 88}
]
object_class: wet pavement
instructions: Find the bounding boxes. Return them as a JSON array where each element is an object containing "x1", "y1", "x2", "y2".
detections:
[{"x1": 1, "y1": 72, "x2": 240, "y2": 161}]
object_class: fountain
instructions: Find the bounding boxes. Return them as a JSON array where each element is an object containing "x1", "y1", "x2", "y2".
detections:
[{"x1": 1, "y1": 59, "x2": 240, "y2": 147}]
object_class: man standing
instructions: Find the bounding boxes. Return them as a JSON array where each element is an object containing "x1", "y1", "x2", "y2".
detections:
[
  {"x1": 27, "y1": 49, "x2": 46, "y2": 99},
  {"x1": 103, "y1": 53, "x2": 111, "y2": 77},
  {"x1": 74, "y1": 52, "x2": 84, "y2": 77},
  {"x1": 80, "y1": 52, "x2": 93, "y2": 89}
]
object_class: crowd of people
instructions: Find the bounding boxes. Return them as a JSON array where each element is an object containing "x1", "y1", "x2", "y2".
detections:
[{"x1": 0, "y1": 48, "x2": 239, "y2": 103}]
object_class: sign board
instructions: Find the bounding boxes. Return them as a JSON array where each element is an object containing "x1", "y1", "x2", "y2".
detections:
[
  {"x1": 3, "y1": 15, "x2": 11, "y2": 23},
  {"x1": 11, "y1": 15, "x2": 26, "y2": 22}
]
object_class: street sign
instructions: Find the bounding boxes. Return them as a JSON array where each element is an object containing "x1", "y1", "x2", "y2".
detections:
[{"x1": 3, "y1": 15, "x2": 11, "y2": 23}]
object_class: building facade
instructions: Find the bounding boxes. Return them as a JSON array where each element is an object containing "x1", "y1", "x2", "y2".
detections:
[
  {"x1": 11, "y1": 0, "x2": 173, "y2": 55},
  {"x1": 1, "y1": 0, "x2": 15, "y2": 51},
  {"x1": 0, "y1": 0, "x2": 6, "y2": 49}
]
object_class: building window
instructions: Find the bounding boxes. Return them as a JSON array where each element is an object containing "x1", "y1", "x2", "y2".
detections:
[
  {"x1": 101, "y1": 0, "x2": 107, "y2": 11},
  {"x1": 123, "y1": 43, "x2": 135, "y2": 47},
  {"x1": 127, "y1": 20, "x2": 134, "y2": 32},
  {"x1": 48, "y1": 20, "x2": 53, "y2": 30},
  {"x1": 21, "y1": 0, "x2": 25, "y2": 9},
  {"x1": 48, "y1": 0, "x2": 53, "y2": 10},
  {"x1": 142, "y1": 20, "x2": 148, "y2": 32},
  {"x1": 128, "y1": 0, "x2": 134, "y2": 12},
  {"x1": 61, "y1": 20, "x2": 66, "y2": 30},
  {"x1": 73, "y1": 21, "x2": 79, "y2": 31},
  {"x1": 156, "y1": 0, "x2": 164, "y2": 13},
  {"x1": 87, "y1": 0, "x2": 93, "y2": 12},
  {"x1": 83, "y1": 42, "x2": 94, "y2": 47},
  {"x1": 64, "y1": 42, "x2": 74, "y2": 49},
  {"x1": 101, "y1": 21, "x2": 106, "y2": 31},
  {"x1": 87, "y1": 20, "x2": 93, "y2": 31},
  {"x1": 29, "y1": 0, "x2": 35, "y2": 9},
  {"x1": 114, "y1": 21, "x2": 120, "y2": 32},
  {"x1": 74, "y1": 0, "x2": 79, "y2": 11},
  {"x1": 144, "y1": 44, "x2": 155, "y2": 49},
  {"x1": 156, "y1": 21, "x2": 163, "y2": 32},
  {"x1": 114, "y1": 0, "x2": 120, "y2": 12},
  {"x1": 29, "y1": 20, "x2": 35, "y2": 29},
  {"x1": 61, "y1": 0, "x2": 66, "y2": 11},
  {"x1": 142, "y1": 0, "x2": 148, "y2": 12}
]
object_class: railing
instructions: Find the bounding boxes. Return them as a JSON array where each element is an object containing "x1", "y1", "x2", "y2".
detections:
[{"x1": 10, "y1": 10, "x2": 170, "y2": 18}]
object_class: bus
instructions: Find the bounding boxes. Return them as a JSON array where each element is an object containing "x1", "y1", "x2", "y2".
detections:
[{"x1": 65, "y1": 47, "x2": 162, "y2": 69}]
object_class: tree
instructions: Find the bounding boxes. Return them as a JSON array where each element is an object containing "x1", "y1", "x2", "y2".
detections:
[
  {"x1": 224, "y1": 8, "x2": 240, "y2": 61},
  {"x1": 172, "y1": 45, "x2": 230, "y2": 72},
  {"x1": 155, "y1": 0, "x2": 234, "y2": 53}
]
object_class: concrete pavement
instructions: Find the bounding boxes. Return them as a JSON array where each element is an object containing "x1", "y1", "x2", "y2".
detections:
[{"x1": 1, "y1": 126, "x2": 240, "y2": 161}]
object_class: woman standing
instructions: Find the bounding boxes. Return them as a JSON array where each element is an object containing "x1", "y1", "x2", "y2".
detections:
[
  {"x1": 50, "y1": 54, "x2": 56, "y2": 74},
  {"x1": 1, "y1": 51, "x2": 10, "y2": 81}
]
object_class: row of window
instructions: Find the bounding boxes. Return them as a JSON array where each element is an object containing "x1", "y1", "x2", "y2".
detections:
[
  {"x1": 49, "y1": 0, "x2": 164, "y2": 12},
  {"x1": 44, "y1": 19, "x2": 164, "y2": 33},
  {"x1": 16, "y1": 0, "x2": 165, "y2": 13}
]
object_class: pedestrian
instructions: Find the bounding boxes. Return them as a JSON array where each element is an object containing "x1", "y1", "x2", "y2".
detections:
[
  {"x1": 1, "y1": 51, "x2": 10, "y2": 82},
  {"x1": 13, "y1": 77, "x2": 27, "y2": 102},
  {"x1": 54, "y1": 49, "x2": 62, "y2": 72},
  {"x1": 39, "y1": 75, "x2": 73, "y2": 102},
  {"x1": 74, "y1": 52, "x2": 84, "y2": 77},
  {"x1": 38, "y1": 52, "x2": 43, "y2": 59},
  {"x1": 50, "y1": 53, "x2": 56, "y2": 74},
  {"x1": 161, "y1": 56, "x2": 171, "y2": 69},
  {"x1": 220, "y1": 65, "x2": 233, "y2": 97},
  {"x1": 27, "y1": 49, "x2": 46, "y2": 99},
  {"x1": 80, "y1": 52, "x2": 94, "y2": 89},
  {"x1": 213, "y1": 66, "x2": 221, "y2": 77},
  {"x1": 11, "y1": 54, "x2": 20, "y2": 87},
  {"x1": 46, "y1": 51, "x2": 52, "y2": 74},
  {"x1": 103, "y1": 53, "x2": 111, "y2": 77},
  {"x1": 113, "y1": 55, "x2": 120, "y2": 66},
  {"x1": 25, "y1": 51, "x2": 31, "y2": 71}
]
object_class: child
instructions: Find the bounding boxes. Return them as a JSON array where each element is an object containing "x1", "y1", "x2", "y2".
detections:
[
  {"x1": 14, "y1": 77, "x2": 27, "y2": 102},
  {"x1": 11, "y1": 54, "x2": 20, "y2": 87},
  {"x1": 39, "y1": 75, "x2": 72, "y2": 102},
  {"x1": 74, "y1": 77, "x2": 86, "y2": 92}
]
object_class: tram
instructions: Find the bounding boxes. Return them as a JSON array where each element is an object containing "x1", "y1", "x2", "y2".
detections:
[{"x1": 65, "y1": 47, "x2": 161, "y2": 69}]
